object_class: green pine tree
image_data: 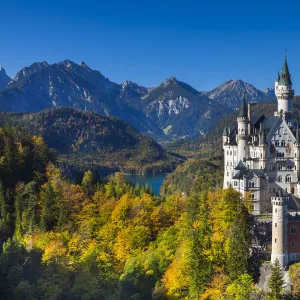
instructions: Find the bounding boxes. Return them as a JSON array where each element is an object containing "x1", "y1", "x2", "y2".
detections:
[
  {"x1": 40, "y1": 182, "x2": 57, "y2": 231},
  {"x1": 267, "y1": 259, "x2": 286, "y2": 300}
]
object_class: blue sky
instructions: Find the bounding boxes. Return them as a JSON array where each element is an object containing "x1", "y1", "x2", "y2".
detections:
[{"x1": 1, "y1": 0, "x2": 300, "y2": 92}]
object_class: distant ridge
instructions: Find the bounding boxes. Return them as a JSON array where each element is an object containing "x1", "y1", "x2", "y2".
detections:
[{"x1": 0, "y1": 61, "x2": 276, "y2": 141}]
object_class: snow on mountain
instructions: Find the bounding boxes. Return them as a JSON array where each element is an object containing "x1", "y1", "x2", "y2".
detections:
[
  {"x1": 0, "y1": 67, "x2": 11, "y2": 90},
  {"x1": 205, "y1": 80, "x2": 276, "y2": 110},
  {"x1": 0, "y1": 62, "x2": 278, "y2": 141},
  {"x1": 264, "y1": 87, "x2": 275, "y2": 96}
]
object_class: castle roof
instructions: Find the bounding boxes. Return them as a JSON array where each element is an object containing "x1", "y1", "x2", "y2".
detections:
[
  {"x1": 238, "y1": 93, "x2": 248, "y2": 118},
  {"x1": 235, "y1": 160, "x2": 246, "y2": 170},
  {"x1": 279, "y1": 55, "x2": 292, "y2": 86},
  {"x1": 276, "y1": 71, "x2": 280, "y2": 82}
]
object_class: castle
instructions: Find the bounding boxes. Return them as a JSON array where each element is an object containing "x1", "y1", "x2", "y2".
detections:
[{"x1": 223, "y1": 55, "x2": 300, "y2": 268}]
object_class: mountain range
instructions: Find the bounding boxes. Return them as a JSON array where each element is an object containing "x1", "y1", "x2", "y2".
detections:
[{"x1": 0, "y1": 61, "x2": 276, "y2": 141}]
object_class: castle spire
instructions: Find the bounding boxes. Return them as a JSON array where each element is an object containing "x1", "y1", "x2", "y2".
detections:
[
  {"x1": 276, "y1": 70, "x2": 280, "y2": 82},
  {"x1": 280, "y1": 54, "x2": 292, "y2": 86},
  {"x1": 259, "y1": 123, "x2": 265, "y2": 146},
  {"x1": 239, "y1": 92, "x2": 248, "y2": 118}
]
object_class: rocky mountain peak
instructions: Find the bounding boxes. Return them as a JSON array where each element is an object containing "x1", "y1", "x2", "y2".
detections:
[
  {"x1": 79, "y1": 61, "x2": 92, "y2": 70},
  {"x1": 206, "y1": 79, "x2": 276, "y2": 110},
  {"x1": 160, "y1": 76, "x2": 178, "y2": 88},
  {"x1": 0, "y1": 66, "x2": 11, "y2": 89},
  {"x1": 10, "y1": 61, "x2": 49, "y2": 85},
  {"x1": 264, "y1": 87, "x2": 275, "y2": 96}
]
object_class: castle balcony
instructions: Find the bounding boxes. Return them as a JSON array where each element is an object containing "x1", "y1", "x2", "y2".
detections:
[
  {"x1": 275, "y1": 157, "x2": 293, "y2": 162},
  {"x1": 248, "y1": 187, "x2": 260, "y2": 191}
]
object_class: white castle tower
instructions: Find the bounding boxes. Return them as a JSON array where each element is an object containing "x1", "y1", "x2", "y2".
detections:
[
  {"x1": 271, "y1": 191, "x2": 288, "y2": 268},
  {"x1": 236, "y1": 94, "x2": 249, "y2": 162},
  {"x1": 275, "y1": 55, "x2": 294, "y2": 116}
]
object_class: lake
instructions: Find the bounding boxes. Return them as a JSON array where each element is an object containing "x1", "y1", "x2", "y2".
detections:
[{"x1": 124, "y1": 174, "x2": 167, "y2": 195}]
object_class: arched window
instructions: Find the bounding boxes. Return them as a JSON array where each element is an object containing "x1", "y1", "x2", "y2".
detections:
[
  {"x1": 278, "y1": 176, "x2": 282, "y2": 182},
  {"x1": 291, "y1": 226, "x2": 297, "y2": 234},
  {"x1": 281, "y1": 140, "x2": 286, "y2": 147},
  {"x1": 286, "y1": 175, "x2": 291, "y2": 183},
  {"x1": 275, "y1": 141, "x2": 279, "y2": 146}
]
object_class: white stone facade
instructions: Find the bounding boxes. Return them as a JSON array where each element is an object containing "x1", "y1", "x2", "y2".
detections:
[
  {"x1": 222, "y1": 56, "x2": 300, "y2": 268},
  {"x1": 223, "y1": 56, "x2": 298, "y2": 215}
]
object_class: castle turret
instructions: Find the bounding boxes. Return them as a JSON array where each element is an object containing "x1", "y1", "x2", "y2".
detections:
[
  {"x1": 237, "y1": 94, "x2": 248, "y2": 162},
  {"x1": 259, "y1": 123, "x2": 266, "y2": 169},
  {"x1": 275, "y1": 55, "x2": 294, "y2": 116},
  {"x1": 222, "y1": 126, "x2": 228, "y2": 145},
  {"x1": 271, "y1": 191, "x2": 288, "y2": 268}
]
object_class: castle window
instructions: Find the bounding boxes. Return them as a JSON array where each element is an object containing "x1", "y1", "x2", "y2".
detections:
[
  {"x1": 230, "y1": 151, "x2": 232, "y2": 155},
  {"x1": 275, "y1": 209, "x2": 277, "y2": 213},
  {"x1": 261, "y1": 153, "x2": 262, "y2": 158},
  {"x1": 295, "y1": 153, "x2": 297, "y2": 158},
  {"x1": 278, "y1": 176, "x2": 282, "y2": 182},
  {"x1": 291, "y1": 227, "x2": 297, "y2": 234},
  {"x1": 275, "y1": 223, "x2": 277, "y2": 228},
  {"x1": 292, "y1": 241, "x2": 295, "y2": 247},
  {"x1": 252, "y1": 194, "x2": 254, "y2": 199},
  {"x1": 273, "y1": 188, "x2": 276, "y2": 193},
  {"x1": 286, "y1": 175, "x2": 291, "y2": 183},
  {"x1": 275, "y1": 238, "x2": 277, "y2": 243},
  {"x1": 281, "y1": 140, "x2": 286, "y2": 147},
  {"x1": 292, "y1": 187, "x2": 295, "y2": 194},
  {"x1": 275, "y1": 141, "x2": 279, "y2": 146}
]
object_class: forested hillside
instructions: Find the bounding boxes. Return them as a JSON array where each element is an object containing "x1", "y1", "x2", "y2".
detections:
[
  {"x1": 1, "y1": 122, "x2": 300, "y2": 298},
  {"x1": 0, "y1": 127, "x2": 254, "y2": 299},
  {"x1": 0, "y1": 108, "x2": 182, "y2": 177}
]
